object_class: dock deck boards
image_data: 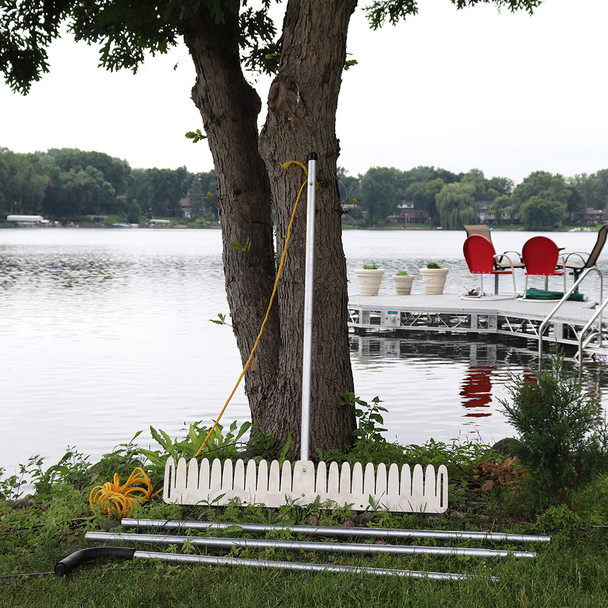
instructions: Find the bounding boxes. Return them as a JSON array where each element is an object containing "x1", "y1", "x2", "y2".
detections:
[{"x1": 348, "y1": 294, "x2": 606, "y2": 359}]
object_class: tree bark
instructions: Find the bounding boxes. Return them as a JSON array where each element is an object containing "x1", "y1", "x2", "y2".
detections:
[
  {"x1": 258, "y1": 0, "x2": 358, "y2": 455},
  {"x1": 183, "y1": 0, "x2": 357, "y2": 457},
  {"x1": 183, "y1": 9, "x2": 281, "y2": 422}
]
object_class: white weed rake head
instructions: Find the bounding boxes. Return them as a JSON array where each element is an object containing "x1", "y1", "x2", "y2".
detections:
[
  {"x1": 163, "y1": 154, "x2": 449, "y2": 514},
  {"x1": 163, "y1": 457, "x2": 448, "y2": 513}
]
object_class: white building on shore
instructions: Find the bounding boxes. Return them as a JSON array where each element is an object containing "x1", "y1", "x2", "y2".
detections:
[{"x1": 6, "y1": 215, "x2": 49, "y2": 226}]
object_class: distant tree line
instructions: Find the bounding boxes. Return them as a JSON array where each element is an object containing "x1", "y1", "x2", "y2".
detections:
[
  {"x1": 339, "y1": 166, "x2": 608, "y2": 231},
  {"x1": 3, "y1": 147, "x2": 608, "y2": 231},
  {"x1": 0, "y1": 147, "x2": 218, "y2": 222}
]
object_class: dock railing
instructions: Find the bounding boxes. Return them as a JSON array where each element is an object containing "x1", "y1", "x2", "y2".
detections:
[{"x1": 538, "y1": 266, "x2": 604, "y2": 368}]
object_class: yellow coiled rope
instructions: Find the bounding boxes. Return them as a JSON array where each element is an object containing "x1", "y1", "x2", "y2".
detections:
[{"x1": 89, "y1": 467, "x2": 154, "y2": 518}]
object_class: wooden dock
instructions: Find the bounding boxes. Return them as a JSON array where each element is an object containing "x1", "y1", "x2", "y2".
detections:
[{"x1": 348, "y1": 294, "x2": 607, "y2": 361}]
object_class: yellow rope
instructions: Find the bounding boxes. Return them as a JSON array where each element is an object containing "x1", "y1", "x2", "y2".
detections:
[
  {"x1": 193, "y1": 160, "x2": 309, "y2": 459},
  {"x1": 89, "y1": 467, "x2": 155, "y2": 518},
  {"x1": 89, "y1": 161, "x2": 309, "y2": 516}
]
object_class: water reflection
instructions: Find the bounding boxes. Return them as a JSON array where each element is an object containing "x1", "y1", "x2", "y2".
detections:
[
  {"x1": 460, "y1": 366, "x2": 493, "y2": 416},
  {"x1": 350, "y1": 333, "x2": 608, "y2": 444}
]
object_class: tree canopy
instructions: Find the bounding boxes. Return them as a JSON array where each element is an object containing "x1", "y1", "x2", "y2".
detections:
[{"x1": 0, "y1": 146, "x2": 217, "y2": 221}]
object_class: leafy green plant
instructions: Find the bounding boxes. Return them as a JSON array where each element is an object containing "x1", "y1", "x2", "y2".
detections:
[
  {"x1": 23, "y1": 448, "x2": 92, "y2": 496},
  {"x1": 0, "y1": 467, "x2": 25, "y2": 501},
  {"x1": 500, "y1": 352, "x2": 608, "y2": 508},
  {"x1": 247, "y1": 427, "x2": 292, "y2": 463},
  {"x1": 92, "y1": 433, "x2": 145, "y2": 481},
  {"x1": 209, "y1": 312, "x2": 231, "y2": 326},
  {"x1": 347, "y1": 393, "x2": 387, "y2": 444},
  {"x1": 316, "y1": 393, "x2": 404, "y2": 465},
  {"x1": 139, "y1": 420, "x2": 252, "y2": 483},
  {"x1": 362, "y1": 264, "x2": 379, "y2": 269},
  {"x1": 536, "y1": 503, "x2": 582, "y2": 531},
  {"x1": 185, "y1": 128, "x2": 207, "y2": 142},
  {"x1": 231, "y1": 238, "x2": 251, "y2": 253},
  {"x1": 402, "y1": 437, "x2": 501, "y2": 477},
  {"x1": 395, "y1": 270, "x2": 409, "y2": 276},
  {"x1": 426, "y1": 262, "x2": 443, "y2": 269}
]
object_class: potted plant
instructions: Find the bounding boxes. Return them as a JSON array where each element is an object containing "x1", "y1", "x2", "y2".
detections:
[
  {"x1": 355, "y1": 264, "x2": 385, "y2": 296},
  {"x1": 393, "y1": 270, "x2": 415, "y2": 295},
  {"x1": 419, "y1": 262, "x2": 449, "y2": 295}
]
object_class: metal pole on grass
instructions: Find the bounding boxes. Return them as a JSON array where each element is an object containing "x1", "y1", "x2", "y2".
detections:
[{"x1": 122, "y1": 519, "x2": 551, "y2": 544}]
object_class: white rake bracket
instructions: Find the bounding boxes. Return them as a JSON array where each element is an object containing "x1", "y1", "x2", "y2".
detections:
[{"x1": 163, "y1": 457, "x2": 449, "y2": 513}]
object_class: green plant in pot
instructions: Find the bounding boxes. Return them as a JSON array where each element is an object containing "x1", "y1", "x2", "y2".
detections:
[
  {"x1": 393, "y1": 269, "x2": 415, "y2": 295},
  {"x1": 419, "y1": 262, "x2": 449, "y2": 295},
  {"x1": 355, "y1": 263, "x2": 384, "y2": 296}
]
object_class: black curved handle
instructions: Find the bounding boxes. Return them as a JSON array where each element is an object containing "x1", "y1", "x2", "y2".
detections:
[{"x1": 55, "y1": 546, "x2": 135, "y2": 575}]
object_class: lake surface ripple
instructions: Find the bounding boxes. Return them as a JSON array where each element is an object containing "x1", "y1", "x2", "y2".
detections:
[{"x1": 1, "y1": 228, "x2": 607, "y2": 472}]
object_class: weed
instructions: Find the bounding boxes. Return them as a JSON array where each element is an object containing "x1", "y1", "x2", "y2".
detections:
[
  {"x1": 0, "y1": 468, "x2": 25, "y2": 501},
  {"x1": 536, "y1": 503, "x2": 582, "y2": 531},
  {"x1": 139, "y1": 419, "x2": 252, "y2": 484}
]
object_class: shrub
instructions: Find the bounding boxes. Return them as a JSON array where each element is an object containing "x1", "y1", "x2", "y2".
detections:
[{"x1": 500, "y1": 352, "x2": 608, "y2": 509}]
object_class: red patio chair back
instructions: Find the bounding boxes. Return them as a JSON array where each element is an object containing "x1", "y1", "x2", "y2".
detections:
[
  {"x1": 522, "y1": 236, "x2": 560, "y2": 275},
  {"x1": 463, "y1": 235, "x2": 496, "y2": 274}
]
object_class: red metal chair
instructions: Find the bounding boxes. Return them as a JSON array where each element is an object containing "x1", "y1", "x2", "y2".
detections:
[
  {"x1": 463, "y1": 235, "x2": 517, "y2": 298},
  {"x1": 521, "y1": 236, "x2": 566, "y2": 296}
]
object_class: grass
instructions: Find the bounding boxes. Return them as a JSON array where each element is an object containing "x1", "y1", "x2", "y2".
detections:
[
  {"x1": 2, "y1": 386, "x2": 608, "y2": 607},
  {"x1": 2, "y1": 525, "x2": 608, "y2": 607},
  {"x1": 2, "y1": 449, "x2": 608, "y2": 606}
]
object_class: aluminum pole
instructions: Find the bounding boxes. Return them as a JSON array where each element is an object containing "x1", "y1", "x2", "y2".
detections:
[
  {"x1": 122, "y1": 519, "x2": 551, "y2": 544},
  {"x1": 300, "y1": 152, "x2": 317, "y2": 461},
  {"x1": 133, "y1": 550, "x2": 482, "y2": 581},
  {"x1": 86, "y1": 531, "x2": 536, "y2": 559}
]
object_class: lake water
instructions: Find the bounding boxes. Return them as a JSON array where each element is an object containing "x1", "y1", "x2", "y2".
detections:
[{"x1": 2, "y1": 227, "x2": 608, "y2": 475}]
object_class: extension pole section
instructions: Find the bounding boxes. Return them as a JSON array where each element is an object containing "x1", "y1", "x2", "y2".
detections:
[
  {"x1": 122, "y1": 519, "x2": 551, "y2": 544},
  {"x1": 85, "y1": 531, "x2": 536, "y2": 559},
  {"x1": 132, "y1": 550, "x2": 481, "y2": 581},
  {"x1": 300, "y1": 152, "x2": 317, "y2": 462}
]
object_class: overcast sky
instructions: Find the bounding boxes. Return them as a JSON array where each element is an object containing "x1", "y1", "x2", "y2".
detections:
[{"x1": 1, "y1": 0, "x2": 607, "y2": 184}]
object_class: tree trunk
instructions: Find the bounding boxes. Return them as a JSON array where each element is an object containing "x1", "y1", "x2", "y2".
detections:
[
  {"x1": 258, "y1": 0, "x2": 357, "y2": 456},
  {"x1": 183, "y1": 9, "x2": 281, "y2": 423},
  {"x1": 183, "y1": 0, "x2": 356, "y2": 457}
]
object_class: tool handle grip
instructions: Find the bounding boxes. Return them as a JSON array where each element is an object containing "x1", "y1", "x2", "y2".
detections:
[{"x1": 55, "y1": 546, "x2": 135, "y2": 575}]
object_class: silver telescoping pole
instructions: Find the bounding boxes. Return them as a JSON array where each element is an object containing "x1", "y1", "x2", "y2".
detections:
[
  {"x1": 121, "y1": 519, "x2": 551, "y2": 543},
  {"x1": 86, "y1": 531, "x2": 537, "y2": 559},
  {"x1": 300, "y1": 152, "x2": 317, "y2": 462}
]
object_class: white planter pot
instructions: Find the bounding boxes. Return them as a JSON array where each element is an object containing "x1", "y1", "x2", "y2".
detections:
[
  {"x1": 419, "y1": 267, "x2": 449, "y2": 295},
  {"x1": 393, "y1": 275, "x2": 415, "y2": 295},
  {"x1": 355, "y1": 268, "x2": 385, "y2": 296}
]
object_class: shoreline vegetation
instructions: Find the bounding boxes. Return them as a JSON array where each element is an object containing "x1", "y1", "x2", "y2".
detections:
[
  {"x1": 0, "y1": 221, "x2": 602, "y2": 232},
  {"x1": 2, "y1": 363, "x2": 608, "y2": 606},
  {"x1": 3, "y1": 148, "x2": 608, "y2": 234}
]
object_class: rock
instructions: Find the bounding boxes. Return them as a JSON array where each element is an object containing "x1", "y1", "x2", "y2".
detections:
[
  {"x1": 305, "y1": 515, "x2": 319, "y2": 527},
  {"x1": 491, "y1": 438, "x2": 521, "y2": 458}
]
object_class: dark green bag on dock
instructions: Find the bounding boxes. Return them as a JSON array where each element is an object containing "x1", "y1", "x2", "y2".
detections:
[{"x1": 522, "y1": 287, "x2": 586, "y2": 301}]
